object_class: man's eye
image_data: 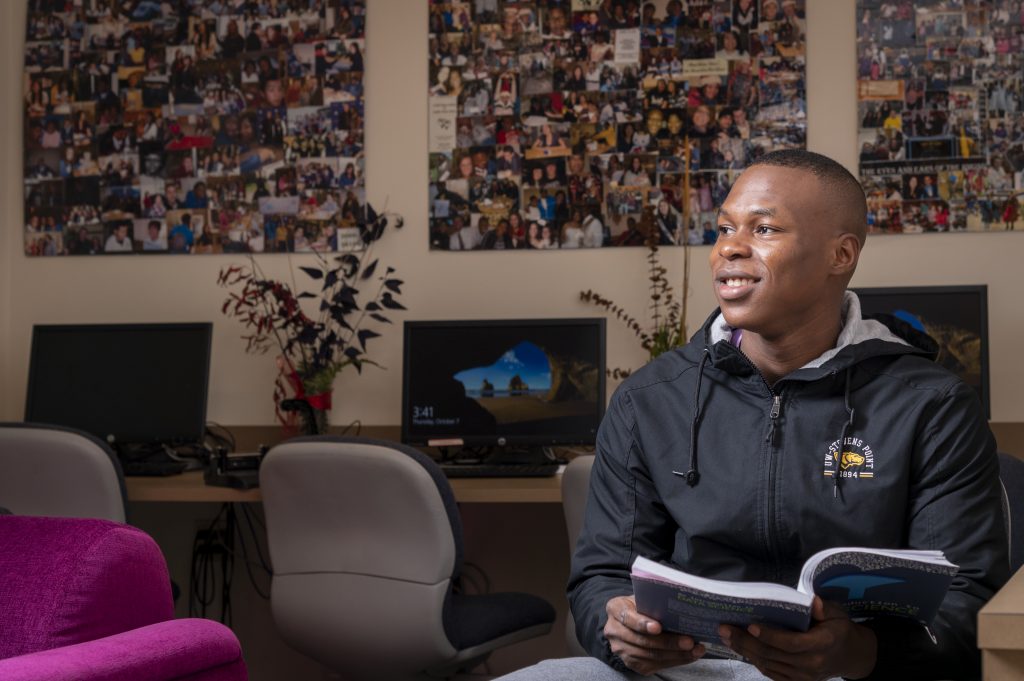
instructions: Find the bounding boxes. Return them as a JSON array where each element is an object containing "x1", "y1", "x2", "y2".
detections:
[
  {"x1": 754, "y1": 225, "x2": 776, "y2": 234},
  {"x1": 717, "y1": 224, "x2": 732, "y2": 233}
]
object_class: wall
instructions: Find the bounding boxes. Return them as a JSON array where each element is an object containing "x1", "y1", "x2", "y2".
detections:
[{"x1": 2, "y1": 0, "x2": 1023, "y2": 424}]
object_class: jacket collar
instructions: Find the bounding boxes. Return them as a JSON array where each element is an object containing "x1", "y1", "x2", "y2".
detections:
[{"x1": 690, "y1": 291, "x2": 937, "y2": 380}]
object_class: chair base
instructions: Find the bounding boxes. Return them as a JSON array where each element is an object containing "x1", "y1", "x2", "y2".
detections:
[{"x1": 428, "y1": 622, "x2": 553, "y2": 679}]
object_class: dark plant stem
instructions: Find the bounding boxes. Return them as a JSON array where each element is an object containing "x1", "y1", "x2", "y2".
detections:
[
  {"x1": 335, "y1": 210, "x2": 394, "y2": 353},
  {"x1": 649, "y1": 248, "x2": 662, "y2": 336},
  {"x1": 246, "y1": 254, "x2": 299, "y2": 368},
  {"x1": 680, "y1": 243, "x2": 691, "y2": 342}
]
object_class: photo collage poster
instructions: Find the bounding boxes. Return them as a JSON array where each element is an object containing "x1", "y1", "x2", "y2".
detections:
[
  {"x1": 23, "y1": 0, "x2": 366, "y2": 257},
  {"x1": 427, "y1": 0, "x2": 808, "y2": 251},
  {"x1": 857, "y1": 0, "x2": 1024, "y2": 234}
]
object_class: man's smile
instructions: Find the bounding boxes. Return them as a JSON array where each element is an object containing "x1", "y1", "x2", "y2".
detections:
[{"x1": 714, "y1": 271, "x2": 761, "y2": 300}]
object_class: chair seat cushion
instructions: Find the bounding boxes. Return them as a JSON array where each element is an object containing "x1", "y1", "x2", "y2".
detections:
[{"x1": 444, "y1": 591, "x2": 556, "y2": 649}]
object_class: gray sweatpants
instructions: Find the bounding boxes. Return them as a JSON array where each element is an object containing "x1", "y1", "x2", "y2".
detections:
[{"x1": 493, "y1": 658, "x2": 802, "y2": 680}]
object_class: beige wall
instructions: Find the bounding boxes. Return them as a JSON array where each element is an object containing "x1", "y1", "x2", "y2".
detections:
[{"x1": 2, "y1": 0, "x2": 1022, "y2": 426}]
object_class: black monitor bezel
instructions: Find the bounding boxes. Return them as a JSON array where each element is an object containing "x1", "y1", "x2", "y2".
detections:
[
  {"x1": 401, "y1": 317, "x2": 607, "y2": 447},
  {"x1": 852, "y1": 285, "x2": 989, "y2": 418},
  {"x1": 25, "y1": 322, "x2": 213, "y2": 445}
]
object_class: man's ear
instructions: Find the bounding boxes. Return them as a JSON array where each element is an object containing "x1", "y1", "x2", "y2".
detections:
[{"x1": 831, "y1": 233, "x2": 861, "y2": 277}]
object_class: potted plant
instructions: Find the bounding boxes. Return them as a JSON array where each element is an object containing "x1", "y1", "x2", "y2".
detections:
[{"x1": 218, "y1": 205, "x2": 404, "y2": 434}]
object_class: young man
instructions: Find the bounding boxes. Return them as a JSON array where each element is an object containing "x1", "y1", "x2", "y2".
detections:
[
  {"x1": 103, "y1": 222, "x2": 133, "y2": 253},
  {"x1": 142, "y1": 220, "x2": 166, "y2": 251},
  {"x1": 499, "y1": 150, "x2": 1007, "y2": 680}
]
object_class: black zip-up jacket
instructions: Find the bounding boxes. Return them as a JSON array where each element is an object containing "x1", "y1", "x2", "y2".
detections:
[{"x1": 569, "y1": 296, "x2": 1008, "y2": 680}]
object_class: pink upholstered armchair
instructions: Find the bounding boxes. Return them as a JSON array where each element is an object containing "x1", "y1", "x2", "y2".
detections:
[{"x1": 0, "y1": 515, "x2": 247, "y2": 681}]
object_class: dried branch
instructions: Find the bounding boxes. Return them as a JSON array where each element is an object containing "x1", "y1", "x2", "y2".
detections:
[{"x1": 579, "y1": 205, "x2": 691, "y2": 375}]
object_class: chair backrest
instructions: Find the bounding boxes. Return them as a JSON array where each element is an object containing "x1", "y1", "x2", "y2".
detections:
[
  {"x1": 259, "y1": 436, "x2": 463, "y2": 679},
  {"x1": 0, "y1": 516, "x2": 173, "y2": 660},
  {"x1": 561, "y1": 454, "x2": 595, "y2": 656},
  {"x1": 0, "y1": 423, "x2": 127, "y2": 522},
  {"x1": 998, "y1": 452, "x2": 1024, "y2": 574}
]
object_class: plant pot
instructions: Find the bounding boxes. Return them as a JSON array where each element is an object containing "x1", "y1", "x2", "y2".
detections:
[
  {"x1": 281, "y1": 390, "x2": 332, "y2": 436},
  {"x1": 301, "y1": 401, "x2": 330, "y2": 436}
]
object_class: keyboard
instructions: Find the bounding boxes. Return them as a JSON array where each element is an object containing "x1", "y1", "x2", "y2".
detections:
[
  {"x1": 439, "y1": 463, "x2": 560, "y2": 478},
  {"x1": 121, "y1": 460, "x2": 188, "y2": 476}
]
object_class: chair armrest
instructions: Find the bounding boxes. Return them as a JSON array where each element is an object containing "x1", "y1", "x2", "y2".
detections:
[{"x1": 0, "y1": 618, "x2": 247, "y2": 681}]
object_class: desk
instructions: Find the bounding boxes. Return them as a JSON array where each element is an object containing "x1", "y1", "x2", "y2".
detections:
[
  {"x1": 979, "y1": 566, "x2": 1024, "y2": 680},
  {"x1": 125, "y1": 424, "x2": 573, "y2": 504},
  {"x1": 126, "y1": 422, "x2": 1024, "y2": 504},
  {"x1": 126, "y1": 469, "x2": 563, "y2": 504}
]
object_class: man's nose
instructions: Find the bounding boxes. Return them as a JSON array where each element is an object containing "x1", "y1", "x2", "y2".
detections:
[{"x1": 715, "y1": 231, "x2": 752, "y2": 259}]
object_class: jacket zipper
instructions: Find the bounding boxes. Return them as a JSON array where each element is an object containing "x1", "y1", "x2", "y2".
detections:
[
  {"x1": 766, "y1": 394, "x2": 781, "y2": 444},
  {"x1": 744, "y1": 359, "x2": 783, "y2": 576},
  {"x1": 722, "y1": 344, "x2": 786, "y2": 579},
  {"x1": 764, "y1": 393, "x2": 782, "y2": 580}
]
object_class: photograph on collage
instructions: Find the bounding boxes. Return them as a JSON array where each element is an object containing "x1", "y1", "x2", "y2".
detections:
[
  {"x1": 428, "y1": 0, "x2": 808, "y2": 250},
  {"x1": 857, "y1": 0, "x2": 1024, "y2": 234},
  {"x1": 23, "y1": 0, "x2": 366, "y2": 256}
]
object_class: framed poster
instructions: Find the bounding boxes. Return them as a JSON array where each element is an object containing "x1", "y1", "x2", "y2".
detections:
[
  {"x1": 23, "y1": 0, "x2": 366, "y2": 256},
  {"x1": 428, "y1": 0, "x2": 809, "y2": 251},
  {"x1": 857, "y1": 0, "x2": 1024, "y2": 235},
  {"x1": 854, "y1": 285, "x2": 990, "y2": 417}
]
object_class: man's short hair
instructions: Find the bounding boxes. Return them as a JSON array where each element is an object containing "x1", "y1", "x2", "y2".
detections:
[{"x1": 746, "y1": 149, "x2": 867, "y2": 243}]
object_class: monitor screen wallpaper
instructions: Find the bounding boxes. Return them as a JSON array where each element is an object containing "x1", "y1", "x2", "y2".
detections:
[{"x1": 402, "y1": 319, "x2": 606, "y2": 446}]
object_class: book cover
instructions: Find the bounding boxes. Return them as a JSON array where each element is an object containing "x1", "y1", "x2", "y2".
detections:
[
  {"x1": 631, "y1": 548, "x2": 957, "y2": 647},
  {"x1": 802, "y1": 549, "x2": 957, "y2": 625}
]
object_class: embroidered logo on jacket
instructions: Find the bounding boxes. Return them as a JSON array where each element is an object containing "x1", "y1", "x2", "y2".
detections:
[{"x1": 823, "y1": 437, "x2": 875, "y2": 479}]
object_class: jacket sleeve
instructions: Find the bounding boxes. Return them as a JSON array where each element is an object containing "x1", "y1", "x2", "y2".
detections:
[
  {"x1": 861, "y1": 380, "x2": 1009, "y2": 681},
  {"x1": 566, "y1": 386, "x2": 679, "y2": 667}
]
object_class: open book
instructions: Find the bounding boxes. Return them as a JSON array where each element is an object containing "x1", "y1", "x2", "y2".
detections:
[{"x1": 631, "y1": 548, "x2": 957, "y2": 653}]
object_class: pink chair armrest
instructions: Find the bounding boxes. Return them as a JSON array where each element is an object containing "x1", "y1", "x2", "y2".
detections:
[{"x1": 0, "y1": 618, "x2": 247, "y2": 681}]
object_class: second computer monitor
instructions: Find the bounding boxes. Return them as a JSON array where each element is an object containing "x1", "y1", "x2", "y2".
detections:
[
  {"x1": 25, "y1": 322, "x2": 212, "y2": 446},
  {"x1": 402, "y1": 318, "x2": 606, "y2": 448}
]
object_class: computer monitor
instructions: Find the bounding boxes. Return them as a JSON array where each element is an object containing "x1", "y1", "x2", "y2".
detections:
[
  {"x1": 402, "y1": 318, "x2": 606, "y2": 448},
  {"x1": 25, "y1": 323, "x2": 213, "y2": 446},
  {"x1": 853, "y1": 285, "x2": 989, "y2": 418}
]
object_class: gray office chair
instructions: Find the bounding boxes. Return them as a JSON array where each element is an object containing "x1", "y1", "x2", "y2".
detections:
[
  {"x1": 260, "y1": 436, "x2": 556, "y2": 681},
  {"x1": 561, "y1": 454, "x2": 595, "y2": 656},
  {"x1": 998, "y1": 452, "x2": 1024, "y2": 574},
  {"x1": 0, "y1": 422, "x2": 127, "y2": 522}
]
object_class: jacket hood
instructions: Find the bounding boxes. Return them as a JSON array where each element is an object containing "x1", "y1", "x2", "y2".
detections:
[
  {"x1": 685, "y1": 291, "x2": 939, "y2": 380},
  {"x1": 667, "y1": 292, "x2": 944, "y2": 493}
]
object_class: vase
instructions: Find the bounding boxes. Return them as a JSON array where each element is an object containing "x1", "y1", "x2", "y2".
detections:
[
  {"x1": 281, "y1": 390, "x2": 333, "y2": 436},
  {"x1": 302, "y1": 400, "x2": 330, "y2": 436},
  {"x1": 280, "y1": 368, "x2": 334, "y2": 436},
  {"x1": 300, "y1": 389, "x2": 333, "y2": 436}
]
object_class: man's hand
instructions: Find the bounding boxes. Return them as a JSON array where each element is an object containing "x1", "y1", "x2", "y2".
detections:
[
  {"x1": 603, "y1": 595, "x2": 706, "y2": 675},
  {"x1": 719, "y1": 597, "x2": 878, "y2": 681}
]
